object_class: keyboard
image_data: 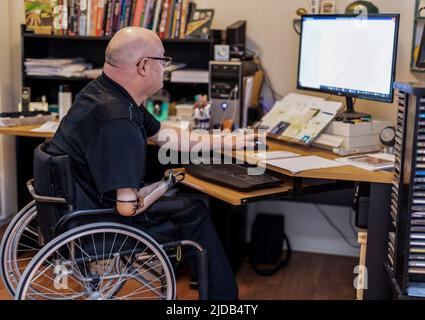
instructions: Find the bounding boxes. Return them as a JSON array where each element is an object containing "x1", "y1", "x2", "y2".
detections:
[
  {"x1": 184, "y1": 163, "x2": 285, "y2": 192},
  {"x1": 0, "y1": 111, "x2": 51, "y2": 118}
]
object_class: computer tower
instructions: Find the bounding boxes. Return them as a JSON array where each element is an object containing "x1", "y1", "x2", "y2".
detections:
[{"x1": 209, "y1": 60, "x2": 256, "y2": 128}]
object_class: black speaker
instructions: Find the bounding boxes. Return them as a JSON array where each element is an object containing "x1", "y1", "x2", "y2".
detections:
[{"x1": 226, "y1": 20, "x2": 246, "y2": 58}]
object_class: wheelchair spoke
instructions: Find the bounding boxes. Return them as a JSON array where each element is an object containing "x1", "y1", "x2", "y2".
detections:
[
  {"x1": 111, "y1": 274, "x2": 167, "y2": 300},
  {"x1": 102, "y1": 258, "x2": 164, "y2": 299},
  {"x1": 23, "y1": 225, "x2": 40, "y2": 239},
  {"x1": 97, "y1": 235, "x2": 130, "y2": 293},
  {"x1": 27, "y1": 258, "x2": 90, "y2": 299}
]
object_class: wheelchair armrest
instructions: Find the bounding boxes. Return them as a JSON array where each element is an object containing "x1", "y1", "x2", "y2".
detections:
[
  {"x1": 54, "y1": 208, "x2": 116, "y2": 237},
  {"x1": 27, "y1": 179, "x2": 67, "y2": 204}
]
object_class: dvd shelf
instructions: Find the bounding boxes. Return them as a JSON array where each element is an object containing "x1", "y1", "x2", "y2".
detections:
[{"x1": 385, "y1": 82, "x2": 425, "y2": 299}]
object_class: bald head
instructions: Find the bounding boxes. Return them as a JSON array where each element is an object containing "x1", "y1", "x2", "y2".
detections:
[{"x1": 105, "y1": 27, "x2": 163, "y2": 67}]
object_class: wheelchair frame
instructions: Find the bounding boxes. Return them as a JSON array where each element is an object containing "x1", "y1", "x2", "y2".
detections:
[{"x1": 0, "y1": 179, "x2": 209, "y2": 300}]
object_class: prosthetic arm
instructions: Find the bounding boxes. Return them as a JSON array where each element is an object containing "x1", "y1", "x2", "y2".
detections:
[{"x1": 116, "y1": 170, "x2": 185, "y2": 217}]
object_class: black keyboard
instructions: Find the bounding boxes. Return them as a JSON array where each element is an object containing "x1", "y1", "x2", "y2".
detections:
[
  {"x1": 184, "y1": 163, "x2": 285, "y2": 192},
  {"x1": 0, "y1": 111, "x2": 51, "y2": 118}
]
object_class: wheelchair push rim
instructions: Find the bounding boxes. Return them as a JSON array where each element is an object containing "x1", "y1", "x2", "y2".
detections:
[
  {"x1": 15, "y1": 223, "x2": 176, "y2": 300},
  {"x1": 0, "y1": 201, "x2": 41, "y2": 297}
]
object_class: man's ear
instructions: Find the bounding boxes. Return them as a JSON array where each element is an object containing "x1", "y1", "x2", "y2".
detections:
[{"x1": 138, "y1": 58, "x2": 149, "y2": 77}]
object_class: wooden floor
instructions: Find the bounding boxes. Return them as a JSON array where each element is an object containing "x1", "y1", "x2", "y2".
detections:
[{"x1": 0, "y1": 224, "x2": 357, "y2": 300}]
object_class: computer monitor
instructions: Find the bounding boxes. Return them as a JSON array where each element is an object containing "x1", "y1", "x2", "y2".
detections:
[{"x1": 297, "y1": 14, "x2": 399, "y2": 120}]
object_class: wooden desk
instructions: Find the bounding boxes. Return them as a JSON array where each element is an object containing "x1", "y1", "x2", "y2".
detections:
[
  {"x1": 224, "y1": 139, "x2": 393, "y2": 184},
  {"x1": 0, "y1": 125, "x2": 54, "y2": 139},
  {"x1": 0, "y1": 125, "x2": 393, "y2": 184},
  {"x1": 0, "y1": 124, "x2": 393, "y2": 300}
]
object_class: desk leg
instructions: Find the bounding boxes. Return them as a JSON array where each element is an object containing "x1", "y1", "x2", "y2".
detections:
[
  {"x1": 209, "y1": 198, "x2": 248, "y2": 273},
  {"x1": 364, "y1": 183, "x2": 392, "y2": 300}
]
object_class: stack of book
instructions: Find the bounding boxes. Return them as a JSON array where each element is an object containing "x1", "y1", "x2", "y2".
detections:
[{"x1": 54, "y1": 0, "x2": 200, "y2": 39}]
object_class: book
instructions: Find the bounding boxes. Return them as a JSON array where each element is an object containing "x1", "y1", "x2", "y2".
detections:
[
  {"x1": 95, "y1": 0, "x2": 106, "y2": 36},
  {"x1": 165, "y1": 0, "x2": 175, "y2": 38},
  {"x1": 185, "y1": 8, "x2": 214, "y2": 39},
  {"x1": 152, "y1": 0, "x2": 163, "y2": 32},
  {"x1": 259, "y1": 93, "x2": 343, "y2": 146},
  {"x1": 171, "y1": 0, "x2": 181, "y2": 39},
  {"x1": 104, "y1": 0, "x2": 114, "y2": 36},
  {"x1": 158, "y1": 0, "x2": 171, "y2": 38},
  {"x1": 79, "y1": 0, "x2": 88, "y2": 35},
  {"x1": 143, "y1": 0, "x2": 155, "y2": 28},
  {"x1": 179, "y1": 0, "x2": 189, "y2": 39},
  {"x1": 132, "y1": 0, "x2": 145, "y2": 26},
  {"x1": 24, "y1": 0, "x2": 54, "y2": 32}
]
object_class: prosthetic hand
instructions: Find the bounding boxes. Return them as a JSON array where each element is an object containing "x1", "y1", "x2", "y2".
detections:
[{"x1": 118, "y1": 170, "x2": 185, "y2": 217}]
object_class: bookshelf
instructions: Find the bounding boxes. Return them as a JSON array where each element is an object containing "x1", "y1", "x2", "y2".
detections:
[{"x1": 21, "y1": 24, "x2": 215, "y2": 107}]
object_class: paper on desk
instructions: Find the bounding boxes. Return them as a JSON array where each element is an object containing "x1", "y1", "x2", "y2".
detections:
[
  {"x1": 264, "y1": 156, "x2": 346, "y2": 174},
  {"x1": 253, "y1": 151, "x2": 300, "y2": 160},
  {"x1": 335, "y1": 153, "x2": 395, "y2": 171},
  {"x1": 31, "y1": 121, "x2": 59, "y2": 133}
]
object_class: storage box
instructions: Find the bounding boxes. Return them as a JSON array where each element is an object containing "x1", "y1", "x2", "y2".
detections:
[{"x1": 324, "y1": 120, "x2": 393, "y2": 137}]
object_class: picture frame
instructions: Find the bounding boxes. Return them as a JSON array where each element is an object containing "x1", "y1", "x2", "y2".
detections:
[
  {"x1": 419, "y1": 0, "x2": 425, "y2": 17},
  {"x1": 320, "y1": 1, "x2": 336, "y2": 15}
]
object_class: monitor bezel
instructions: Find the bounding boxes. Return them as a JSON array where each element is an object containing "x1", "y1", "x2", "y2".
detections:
[{"x1": 296, "y1": 14, "x2": 400, "y2": 104}]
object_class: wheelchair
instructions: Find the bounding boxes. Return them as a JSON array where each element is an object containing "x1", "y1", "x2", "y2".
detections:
[{"x1": 0, "y1": 143, "x2": 208, "y2": 300}]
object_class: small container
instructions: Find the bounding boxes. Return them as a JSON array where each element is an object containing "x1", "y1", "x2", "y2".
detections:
[{"x1": 58, "y1": 85, "x2": 72, "y2": 120}]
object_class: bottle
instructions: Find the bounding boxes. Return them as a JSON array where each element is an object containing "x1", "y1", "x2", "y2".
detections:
[{"x1": 58, "y1": 85, "x2": 72, "y2": 120}]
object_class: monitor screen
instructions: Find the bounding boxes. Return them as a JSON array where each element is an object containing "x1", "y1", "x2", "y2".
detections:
[{"x1": 297, "y1": 15, "x2": 399, "y2": 103}]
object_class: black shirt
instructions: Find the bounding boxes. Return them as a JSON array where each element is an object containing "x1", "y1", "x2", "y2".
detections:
[{"x1": 47, "y1": 73, "x2": 161, "y2": 210}]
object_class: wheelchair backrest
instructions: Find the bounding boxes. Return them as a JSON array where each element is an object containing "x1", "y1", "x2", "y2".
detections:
[{"x1": 33, "y1": 142, "x2": 76, "y2": 241}]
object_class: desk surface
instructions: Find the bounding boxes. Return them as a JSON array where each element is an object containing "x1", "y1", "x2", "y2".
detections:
[
  {"x1": 0, "y1": 124, "x2": 54, "y2": 138},
  {"x1": 224, "y1": 139, "x2": 393, "y2": 185},
  {"x1": 0, "y1": 124, "x2": 393, "y2": 185}
]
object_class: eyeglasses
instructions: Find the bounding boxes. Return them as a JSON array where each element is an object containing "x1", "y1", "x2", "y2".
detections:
[
  {"x1": 105, "y1": 56, "x2": 173, "y2": 68},
  {"x1": 136, "y1": 56, "x2": 173, "y2": 68}
]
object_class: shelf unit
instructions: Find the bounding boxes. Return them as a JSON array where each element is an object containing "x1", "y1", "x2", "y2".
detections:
[
  {"x1": 21, "y1": 24, "x2": 215, "y2": 106},
  {"x1": 385, "y1": 82, "x2": 425, "y2": 299}
]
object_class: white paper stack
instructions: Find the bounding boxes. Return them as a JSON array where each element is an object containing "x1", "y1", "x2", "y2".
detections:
[
  {"x1": 171, "y1": 69, "x2": 209, "y2": 83},
  {"x1": 264, "y1": 156, "x2": 346, "y2": 174},
  {"x1": 25, "y1": 58, "x2": 92, "y2": 78}
]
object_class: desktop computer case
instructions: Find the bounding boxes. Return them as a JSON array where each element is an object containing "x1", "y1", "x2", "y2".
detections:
[{"x1": 209, "y1": 60, "x2": 256, "y2": 128}]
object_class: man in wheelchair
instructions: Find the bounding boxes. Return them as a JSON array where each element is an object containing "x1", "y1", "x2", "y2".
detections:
[{"x1": 39, "y1": 27, "x2": 257, "y2": 300}]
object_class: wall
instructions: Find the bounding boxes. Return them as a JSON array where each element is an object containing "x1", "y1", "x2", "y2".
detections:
[
  {"x1": 0, "y1": 1, "x2": 17, "y2": 221},
  {"x1": 195, "y1": 0, "x2": 423, "y2": 121}
]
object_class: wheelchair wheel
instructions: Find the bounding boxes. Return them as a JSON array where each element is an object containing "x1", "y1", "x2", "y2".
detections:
[
  {"x1": 0, "y1": 201, "x2": 42, "y2": 296},
  {"x1": 15, "y1": 223, "x2": 176, "y2": 300}
]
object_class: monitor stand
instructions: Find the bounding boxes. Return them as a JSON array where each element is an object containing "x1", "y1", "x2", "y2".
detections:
[{"x1": 337, "y1": 97, "x2": 371, "y2": 121}]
